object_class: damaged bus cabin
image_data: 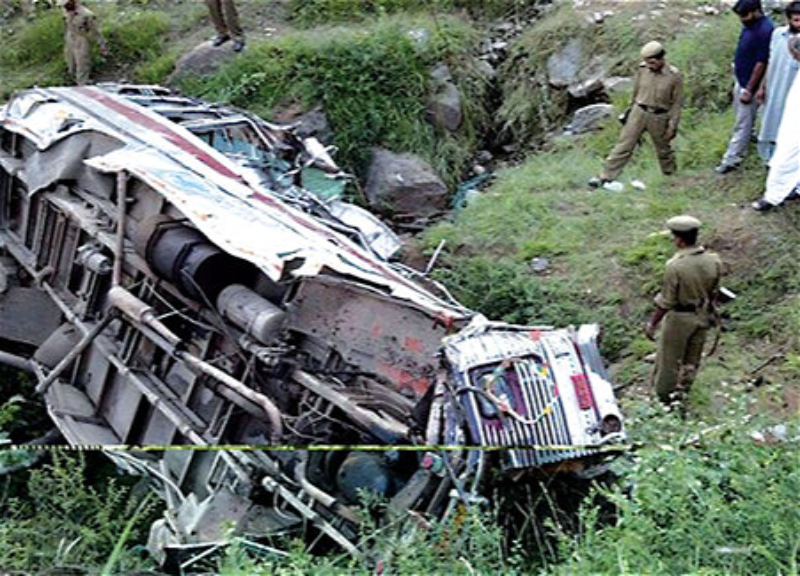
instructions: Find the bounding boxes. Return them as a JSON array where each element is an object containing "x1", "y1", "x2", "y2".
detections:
[{"x1": 0, "y1": 85, "x2": 625, "y2": 559}]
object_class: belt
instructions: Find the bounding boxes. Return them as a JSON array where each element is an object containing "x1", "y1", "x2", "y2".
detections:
[
  {"x1": 674, "y1": 303, "x2": 703, "y2": 313},
  {"x1": 637, "y1": 103, "x2": 668, "y2": 114}
]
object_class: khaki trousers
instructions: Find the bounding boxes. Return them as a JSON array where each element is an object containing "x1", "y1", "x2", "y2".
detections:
[
  {"x1": 602, "y1": 105, "x2": 676, "y2": 180},
  {"x1": 653, "y1": 311, "x2": 709, "y2": 402},
  {"x1": 206, "y1": 0, "x2": 243, "y2": 41},
  {"x1": 65, "y1": 36, "x2": 91, "y2": 86}
]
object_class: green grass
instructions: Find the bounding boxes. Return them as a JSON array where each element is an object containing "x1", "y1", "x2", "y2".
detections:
[
  {"x1": 0, "y1": 452, "x2": 158, "y2": 572},
  {"x1": 100, "y1": 10, "x2": 170, "y2": 66},
  {"x1": 0, "y1": 11, "x2": 67, "y2": 96},
  {"x1": 554, "y1": 429, "x2": 800, "y2": 574},
  {"x1": 288, "y1": 0, "x2": 542, "y2": 27}
]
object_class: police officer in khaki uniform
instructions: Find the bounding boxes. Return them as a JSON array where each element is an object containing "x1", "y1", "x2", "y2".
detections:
[
  {"x1": 590, "y1": 41, "x2": 683, "y2": 187},
  {"x1": 646, "y1": 216, "x2": 723, "y2": 403},
  {"x1": 59, "y1": 0, "x2": 107, "y2": 86},
  {"x1": 206, "y1": 0, "x2": 245, "y2": 52}
]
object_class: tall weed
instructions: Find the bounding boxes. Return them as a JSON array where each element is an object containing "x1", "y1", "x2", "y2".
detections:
[
  {"x1": 556, "y1": 432, "x2": 800, "y2": 574},
  {"x1": 289, "y1": 0, "x2": 544, "y2": 27},
  {"x1": 0, "y1": 451, "x2": 158, "y2": 572}
]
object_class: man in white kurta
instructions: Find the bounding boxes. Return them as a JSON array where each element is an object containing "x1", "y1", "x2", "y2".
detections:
[
  {"x1": 752, "y1": 35, "x2": 800, "y2": 210},
  {"x1": 756, "y1": 3, "x2": 800, "y2": 161}
]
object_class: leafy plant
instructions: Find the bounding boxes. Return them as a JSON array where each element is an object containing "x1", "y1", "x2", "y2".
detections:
[
  {"x1": 0, "y1": 451, "x2": 159, "y2": 573},
  {"x1": 555, "y1": 431, "x2": 800, "y2": 574}
]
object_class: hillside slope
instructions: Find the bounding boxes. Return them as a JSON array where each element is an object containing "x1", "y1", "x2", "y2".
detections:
[{"x1": 0, "y1": 0, "x2": 798, "y2": 573}]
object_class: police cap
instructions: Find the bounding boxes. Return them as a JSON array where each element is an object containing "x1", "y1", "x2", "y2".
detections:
[
  {"x1": 641, "y1": 41, "x2": 665, "y2": 59},
  {"x1": 666, "y1": 215, "x2": 702, "y2": 233}
]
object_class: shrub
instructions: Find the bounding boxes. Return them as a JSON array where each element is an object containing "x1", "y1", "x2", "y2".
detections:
[
  {"x1": 133, "y1": 51, "x2": 177, "y2": 83},
  {"x1": 4, "y1": 10, "x2": 64, "y2": 66},
  {"x1": 555, "y1": 431, "x2": 800, "y2": 574},
  {"x1": 289, "y1": 0, "x2": 544, "y2": 27},
  {"x1": 0, "y1": 451, "x2": 159, "y2": 572},
  {"x1": 101, "y1": 10, "x2": 170, "y2": 66}
]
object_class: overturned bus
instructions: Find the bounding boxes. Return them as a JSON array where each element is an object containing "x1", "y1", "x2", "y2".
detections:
[{"x1": 0, "y1": 84, "x2": 625, "y2": 562}]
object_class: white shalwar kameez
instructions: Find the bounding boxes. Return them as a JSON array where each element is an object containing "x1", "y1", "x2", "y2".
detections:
[{"x1": 763, "y1": 70, "x2": 800, "y2": 206}]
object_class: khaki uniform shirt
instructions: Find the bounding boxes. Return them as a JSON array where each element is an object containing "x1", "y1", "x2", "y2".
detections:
[
  {"x1": 654, "y1": 246, "x2": 723, "y2": 312},
  {"x1": 64, "y1": 5, "x2": 97, "y2": 48},
  {"x1": 633, "y1": 63, "x2": 683, "y2": 131}
]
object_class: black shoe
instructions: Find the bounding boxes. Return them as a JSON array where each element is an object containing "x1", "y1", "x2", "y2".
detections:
[
  {"x1": 751, "y1": 198, "x2": 774, "y2": 212},
  {"x1": 232, "y1": 39, "x2": 246, "y2": 52},
  {"x1": 211, "y1": 34, "x2": 230, "y2": 47},
  {"x1": 588, "y1": 176, "x2": 606, "y2": 188},
  {"x1": 715, "y1": 163, "x2": 737, "y2": 175},
  {"x1": 787, "y1": 188, "x2": 800, "y2": 201}
]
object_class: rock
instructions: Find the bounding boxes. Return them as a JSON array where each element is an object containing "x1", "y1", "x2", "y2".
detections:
[
  {"x1": 166, "y1": 41, "x2": 238, "y2": 85},
  {"x1": 547, "y1": 38, "x2": 583, "y2": 88},
  {"x1": 491, "y1": 40, "x2": 509, "y2": 52},
  {"x1": 564, "y1": 103, "x2": 614, "y2": 135},
  {"x1": 430, "y1": 63, "x2": 452, "y2": 86},
  {"x1": 568, "y1": 75, "x2": 604, "y2": 99},
  {"x1": 603, "y1": 76, "x2": 634, "y2": 95},
  {"x1": 530, "y1": 258, "x2": 550, "y2": 273},
  {"x1": 476, "y1": 59, "x2": 496, "y2": 79},
  {"x1": 365, "y1": 148, "x2": 448, "y2": 220},
  {"x1": 476, "y1": 150, "x2": 493, "y2": 164},
  {"x1": 427, "y1": 82, "x2": 463, "y2": 132},
  {"x1": 293, "y1": 107, "x2": 332, "y2": 144},
  {"x1": 272, "y1": 104, "x2": 333, "y2": 145},
  {"x1": 473, "y1": 164, "x2": 487, "y2": 175}
]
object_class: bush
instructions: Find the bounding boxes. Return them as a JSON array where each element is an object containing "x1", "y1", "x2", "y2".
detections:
[
  {"x1": 3, "y1": 11, "x2": 64, "y2": 67},
  {"x1": 289, "y1": 0, "x2": 544, "y2": 27},
  {"x1": 101, "y1": 10, "x2": 170, "y2": 66},
  {"x1": 0, "y1": 452, "x2": 159, "y2": 572},
  {"x1": 133, "y1": 51, "x2": 177, "y2": 83},
  {"x1": 555, "y1": 432, "x2": 800, "y2": 574}
]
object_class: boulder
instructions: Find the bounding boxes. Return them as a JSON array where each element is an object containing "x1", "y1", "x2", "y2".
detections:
[
  {"x1": 365, "y1": 148, "x2": 448, "y2": 221},
  {"x1": 272, "y1": 104, "x2": 333, "y2": 144},
  {"x1": 427, "y1": 82, "x2": 463, "y2": 132},
  {"x1": 476, "y1": 59, "x2": 497, "y2": 80},
  {"x1": 564, "y1": 103, "x2": 614, "y2": 135},
  {"x1": 430, "y1": 63, "x2": 452, "y2": 86},
  {"x1": 547, "y1": 38, "x2": 583, "y2": 88},
  {"x1": 167, "y1": 41, "x2": 238, "y2": 85},
  {"x1": 568, "y1": 75, "x2": 605, "y2": 99},
  {"x1": 603, "y1": 76, "x2": 634, "y2": 95},
  {"x1": 293, "y1": 108, "x2": 333, "y2": 145}
]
